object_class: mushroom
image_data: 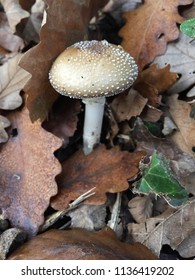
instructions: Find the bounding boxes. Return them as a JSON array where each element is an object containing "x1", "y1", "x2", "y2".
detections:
[{"x1": 49, "y1": 40, "x2": 138, "y2": 155}]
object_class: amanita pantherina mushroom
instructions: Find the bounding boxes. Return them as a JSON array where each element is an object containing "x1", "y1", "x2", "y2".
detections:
[{"x1": 49, "y1": 40, "x2": 138, "y2": 155}]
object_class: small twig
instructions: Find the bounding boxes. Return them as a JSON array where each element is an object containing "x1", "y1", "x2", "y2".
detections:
[
  {"x1": 107, "y1": 192, "x2": 122, "y2": 231},
  {"x1": 39, "y1": 187, "x2": 96, "y2": 232}
]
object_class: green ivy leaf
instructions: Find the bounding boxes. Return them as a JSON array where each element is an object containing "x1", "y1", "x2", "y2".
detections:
[
  {"x1": 133, "y1": 152, "x2": 188, "y2": 207},
  {"x1": 180, "y1": 18, "x2": 195, "y2": 38}
]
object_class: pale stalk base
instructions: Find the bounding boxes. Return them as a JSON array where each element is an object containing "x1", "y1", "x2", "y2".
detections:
[{"x1": 82, "y1": 97, "x2": 106, "y2": 155}]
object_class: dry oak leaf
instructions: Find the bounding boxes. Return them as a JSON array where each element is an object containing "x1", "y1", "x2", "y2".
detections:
[
  {"x1": 0, "y1": 107, "x2": 62, "y2": 237},
  {"x1": 19, "y1": 0, "x2": 108, "y2": 122},
  {"x1": 166, "y1": 94, "x2": 195, "y2": 157},
  {"x1": 128, "y1": 195, "x2": 153, "y2": 223},
  {"x1": 0, "y1": 53, "x2": 30, "y2": 110},
  {"x1": 134, "y1": 64, "x2": 178, "y2": 107},
  {"x1": 8, "y1": 227, "x2": 157, "y2": 260},
  {"x1": 22, "y1": 0, "x2": 45, "y2": 44},
  {"x1": 129, "y1": 199, "x2": 195, "y2": 257},
  {"x1": 51, "y1": 145, "x2": 145, "y2": 210},
  {"x1": 177, "y1": 231, "x2": 195, "y2": 258},
  {"x1": 0, "y1": 115, "x2": 10, "y2": 143},
  {"x1": 1, "y1": 0, "x2": 29, "y2": 32},
  {"x1": 0, "y1": 12, "x2": 24, "y2": 52},
  {"x1": 119, "y1": 0, "x2": 193, "y2": 70},
  {"x1": 42, "y1": 97, "x2": 81, "y2": 149},
  {"x1": 110, "y1": 88, "x2": 148, "y2": 123},
  {"x1": 154, "y1": 32, "x2": 195, "y2": 97}
]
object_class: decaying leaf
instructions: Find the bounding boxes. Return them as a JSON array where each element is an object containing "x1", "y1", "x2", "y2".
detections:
[
  {"x1": 134, "y1": 64, "x2": 178, "y2": 107},
  {"x1": 154, "y1": 32, "x2": 195, "y2": 96},
  {"x1": 166, "y1": 94, "x2": 195, "y2": 156},
  {"x1": 51, "y1": 145, "x2": 145, "y2": 209},
  {"x1": 129, "y1": 199, "x2": 195, "y2": 257},
  {"x1": 68, "y1": 204, "x2": 107, "y2": 231},
  {"x1": 1, "y1": 0, "x2": 29, "y2": 32},
  {"x1": 0, "y1": 53, "x2": 30, "y2": 110},
  {"x1": 42, "y1": 97, "x2": 81, "y2": 148},
  {"x1": 0, "y1": 12, "x2": 24, "y2": 52},
  {"x1": 0, "y1": 115, "x2": 10, "y2": 143},
  {"x1": 110, "y1": 89, "x2": 148, "y2": 122},
  {"x1": 128, "y1": 195, "x2": 153, "y2": 223},
  {"x1": 8, "y1": 227, "x2": 157, "y2": 260},
  {"x1": 0, "y1": 107, "x2": 62, "y2": 237},
  {"x1": 20, "y1": 0, "x2": 108, "y2": 122},
  {"x1": 177, "y1": 231, "x2": 195, "y2": 258},
  {"x1": 128, "y1": 199, "x2": 195, "y2": 257},
  {"x1": 22, "y1": 0, "x2": 45, "y2": 44},
  {"x1": 119, "y1": 0, "x2": 193, "y2": 69}
]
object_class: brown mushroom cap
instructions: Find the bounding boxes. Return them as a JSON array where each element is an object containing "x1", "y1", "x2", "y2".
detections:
[{"x1": 49, "y1": 40, "x2": 138, "y2": 99}]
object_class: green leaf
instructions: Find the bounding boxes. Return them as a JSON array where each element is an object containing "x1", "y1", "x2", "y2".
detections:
[
  {"x1": 180, "y1": 18, "x2": 195, "y2": 38},
  {"x1": 133, "y1": 152, "x2": 188, "y2": 207}
]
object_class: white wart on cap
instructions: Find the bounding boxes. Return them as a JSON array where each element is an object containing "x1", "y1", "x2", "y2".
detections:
[{"x1": 49, "y1": 40, "x2": 138, "y2": 98}]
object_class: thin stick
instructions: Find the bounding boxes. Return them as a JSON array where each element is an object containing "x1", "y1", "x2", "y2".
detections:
[{"x1": 39, "y1": 187, "x2": 96, "y2": 232}]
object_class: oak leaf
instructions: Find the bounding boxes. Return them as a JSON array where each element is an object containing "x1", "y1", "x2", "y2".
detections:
[
  {"x1": 42, "y1": 97, "x2": 81, "y2": 149},
  {"x1": 0, "y1": 12, "x2": 24, "y2": 52},
  {"x1": 128, "y1": 195, "x2": 153, "y2": 223},
  {"x1": 110, "y1": 89, "x2": 148, "y2": 122},
  {"x1": 134, "y1": 64, "x2": 178, "y2": 107},
  {"x1": 51, "y1": 145, "x2": 145, "y2": 210},
  {"x1": 119, "y1": 0, "x2": 193, "y2": 69},
  {"x1": 0, "y1": 107, "x2": 62, "y2": 237},
  {"x1": 8, "y1": 227, "x2": 157, "y2": 260},
  {"x1": 0, "y1": 53, "x2": 30, "y2": 110},
  {"x1": 128, "y1": 199, "x2": 195, "y2": 257},
  {"x1": 154, "y1": 32, "x2": 195, "y2": 97},
  {"x1": 1, "y1": 0, "x2": 29, "y2": 32},
  {"x1": 166, "y1": 94, "x2": 195, "y2": 156},
  {"x1": 19, "y1": 0, "x2": 108, "y2": 122},
  {"x1": 22, "y1": 0, "x2": 45, "y2": 44}
]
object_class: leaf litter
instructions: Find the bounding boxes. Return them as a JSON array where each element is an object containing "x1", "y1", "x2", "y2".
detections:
[{"x1": 0, "y1": 0, "x2": 194, "y2": 260}]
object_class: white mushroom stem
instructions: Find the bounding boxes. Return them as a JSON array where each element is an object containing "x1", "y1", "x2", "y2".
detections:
[{"x1": 82, "y1": 97, "x2": 106, "y2": 155}]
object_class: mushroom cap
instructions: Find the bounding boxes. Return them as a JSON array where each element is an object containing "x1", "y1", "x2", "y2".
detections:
[{"x1": 49, "y1": 40, "x2": 138, "y2": 99}]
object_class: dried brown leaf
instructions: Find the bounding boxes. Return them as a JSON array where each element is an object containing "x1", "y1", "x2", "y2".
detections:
[
  {"x1": 134, "y1": 64, "x2": 178, "y2": 107},
  {"x1": 177, "y1": 231, "x2": 195, "y2": 258},
  {"x1": 8, "y1": 227, "x2": 157, "y2": 260},
  {"x1": 51, "y1": 145, "x2": 145, "y2": 209},
  {"x1": 110, "y1": 89, "x2": 148, "y2": 122},
  {"x1": 0, "y1": 107, "x2": 62, "y2": 237},
  {"x1": 128, "y1": 195, "x2": 153, "y2": 223},
  {"x1": 0, "y1": 12, "x2": 24, "y2": 52},
  {"x1": 69, "y1": 204, "x2": 107, "y2": 230},
  {"x1": 166, "y1": 94, "x2": 195, "y2": 156},
  {"x1": 154, "y1": 32, "x2": 195, "y2": 96},
  {"x1": 22, "y1": 0, "x2": 45, "y2": 44},
  {"x1": 1, "y1": 0, "x2": 29, "y2": 32},
  {"x1": 143, "y1": 199, "x2": 195, "y2": 256},
  {"x1": 42, "y1": 98, "x2": 81, "y2": 148},
  {"x1": 119, "y1": 0, "x2": 193, "y2": 69},
  {"x1": 0, "y1": 54, "x2": 30, "y2": 110}
]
